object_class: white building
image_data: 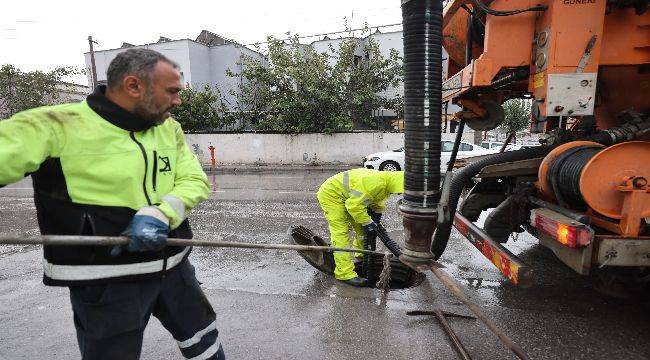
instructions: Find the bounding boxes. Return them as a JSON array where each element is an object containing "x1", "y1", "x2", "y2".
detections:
[
  {"x1": 84, "y1": 29, "x2": 463, "y2": 134},
  {"x1": 306, "y1": 30, "x2": 462, "y2": 132},
  {"x1": 84, "y1": 30, "x2": 265, "y2": 110},
  {"x1": 52, "y1": 82, "x2": 90, "y2": 103}
]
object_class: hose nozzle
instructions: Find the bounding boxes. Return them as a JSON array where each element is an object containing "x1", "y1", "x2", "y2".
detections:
[{"x1": 399, "y1": 203, "x2": 437, "y2": 266}]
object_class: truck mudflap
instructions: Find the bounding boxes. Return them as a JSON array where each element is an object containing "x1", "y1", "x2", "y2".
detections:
[
  {"x1": 595, "y1": 237, "x2": 650, "y2": 268},
  {"x1": 453, "y1": 213, "x2": 534, "y2": 288}
]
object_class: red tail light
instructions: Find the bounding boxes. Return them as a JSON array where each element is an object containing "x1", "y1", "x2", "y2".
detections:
[{"x1": 531, "y1": 208, "x2": 593, "y2": 248}]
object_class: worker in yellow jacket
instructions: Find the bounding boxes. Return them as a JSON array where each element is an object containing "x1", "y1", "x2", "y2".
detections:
[{"x1": 317, "y1": 169, "x2": 404, "y2": 286}]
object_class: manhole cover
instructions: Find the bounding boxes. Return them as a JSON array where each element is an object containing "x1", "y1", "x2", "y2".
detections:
[{"x1": 289, "y1": 225, "x2": 423, "y2": 289}]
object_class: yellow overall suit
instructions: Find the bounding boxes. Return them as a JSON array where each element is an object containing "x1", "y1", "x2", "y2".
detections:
[{"x1": 316, "y1": 169, "x2": 404, "y2": 280}]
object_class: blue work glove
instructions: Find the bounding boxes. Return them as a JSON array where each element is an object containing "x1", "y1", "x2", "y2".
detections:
[
  {"x1": 363, "y1": 222, "x2": 379, "y2": 238},
  {"x1": 111, "y1": 206, "x2": 170, "y2": 256},
  {"x1": 368, "y1": 210, "x2": 382, "y2": 224}
]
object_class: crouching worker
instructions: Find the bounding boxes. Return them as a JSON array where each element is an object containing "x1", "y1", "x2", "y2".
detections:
[
  {"x1": 316, "y1": 169, "x2": 404, "y2": 287},
  {"x1": 0, "y1": 48, "x2": 224, "y2": 360}
]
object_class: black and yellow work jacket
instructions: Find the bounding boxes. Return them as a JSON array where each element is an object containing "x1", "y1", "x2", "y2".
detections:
[{"x1": 0, "y1": 86, "x2": 210, "y2": 286}]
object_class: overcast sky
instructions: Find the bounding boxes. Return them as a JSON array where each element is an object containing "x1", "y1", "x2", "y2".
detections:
[{"x1": 0, "y1": 0, "x2": 403, "y2": 84}]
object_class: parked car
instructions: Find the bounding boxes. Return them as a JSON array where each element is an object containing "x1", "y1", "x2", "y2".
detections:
[
  {"x1": 480, "y1": 141, "x2": 505, "y2": 151},
  {"x1": 504, "y1": 143, "x2": 540, "y2": 151},
  {"x1": 363, "y1": 140, "x2": 497, "y2": 172}
]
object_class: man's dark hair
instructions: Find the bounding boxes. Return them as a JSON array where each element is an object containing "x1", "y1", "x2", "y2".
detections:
[{"x1": 106, "y1": 48, "x2": 178, "y2": 89}]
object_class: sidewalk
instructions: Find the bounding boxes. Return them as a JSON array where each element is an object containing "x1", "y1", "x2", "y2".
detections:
[{"x1": 203, "y1": 163, "x2": 358, "y2": 174}]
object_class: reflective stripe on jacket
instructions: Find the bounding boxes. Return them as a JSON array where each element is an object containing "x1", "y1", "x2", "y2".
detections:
[{"x1": 317, "y1": 169, "x2": 404, "y2": 225}]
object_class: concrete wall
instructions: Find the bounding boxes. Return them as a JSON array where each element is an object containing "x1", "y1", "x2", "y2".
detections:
[{"x1": 185, "y1": 132, "x2": 474, "y2": 166}]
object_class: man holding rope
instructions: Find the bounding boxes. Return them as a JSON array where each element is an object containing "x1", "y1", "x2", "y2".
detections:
[{"x1": 0, "y1": 49, "x2": 224, "y2": 360}]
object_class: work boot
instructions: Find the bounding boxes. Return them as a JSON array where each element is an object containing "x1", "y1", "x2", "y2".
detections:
[{"x1": 342, "y1": 277, "x2": 368, "y2": 287}]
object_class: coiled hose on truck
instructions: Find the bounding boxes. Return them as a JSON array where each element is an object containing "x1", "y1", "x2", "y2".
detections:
[{"x1": 430, "y1": 117, "x2": 650, "y2": 259}]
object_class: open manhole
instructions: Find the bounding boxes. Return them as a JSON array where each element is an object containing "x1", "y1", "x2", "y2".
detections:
[{"x1": 289, "y1": 225, "x2": 424, "y2": 289}]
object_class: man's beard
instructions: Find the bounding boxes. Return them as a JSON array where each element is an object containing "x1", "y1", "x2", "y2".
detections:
[{"x1": 133, "y1": 95, "x2": 172, "y2": 125}]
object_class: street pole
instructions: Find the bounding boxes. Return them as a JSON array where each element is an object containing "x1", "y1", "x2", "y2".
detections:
[
  {"x1": 473, "y1": 129, "x2": 482, "y2": 145},
  {"x1": 87, "y1": 36, "x2": 98, "y2": 88}
]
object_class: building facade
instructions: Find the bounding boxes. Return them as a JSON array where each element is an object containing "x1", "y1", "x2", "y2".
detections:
[
  {"x1": 84, "y1": 29, "x2": 463, "y2": 134},
  {"x1": 84, "y1": 30, "x2": 265, "y2": 109},
  {"x1": 306, "y1": 30, "x2": 462, "y2": 133}
]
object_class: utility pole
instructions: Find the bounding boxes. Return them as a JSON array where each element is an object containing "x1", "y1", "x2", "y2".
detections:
[
  {"x1": 87, "y1": 36, "x2": 98, "y2": 88},
  {"x1": 473, "y1": 129, "x2": 483, "y2": 145}
]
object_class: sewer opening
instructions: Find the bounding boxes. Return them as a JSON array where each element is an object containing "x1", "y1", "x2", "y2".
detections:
[
  {"x1": 289, "y1": 225, "x2": 424, "y2": 290},
  {"x1": 356, "y1": 254, "x2": 424, "y2": 290}
]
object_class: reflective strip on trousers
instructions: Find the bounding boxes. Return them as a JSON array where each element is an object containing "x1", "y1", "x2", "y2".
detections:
[
  {"x1": 178, "y1": 320, "x2": 218, "y2": 348},
  {"x1": 187, "y1": 341, "x2": 222, "y2": 360},
  {"x1": 43, "y1": 246, "x2": 190, "y2": 281}
]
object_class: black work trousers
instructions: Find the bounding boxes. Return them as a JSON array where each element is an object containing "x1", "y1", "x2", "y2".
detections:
[{"x1": 69, "y1": 260, "x2": 225, "y2": 360}]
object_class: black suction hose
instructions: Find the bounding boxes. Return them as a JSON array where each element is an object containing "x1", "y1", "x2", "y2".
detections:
[
  {"x1": 431, "y1": 146, "x2": 554, "y2": 258},
  {"x1": 377, "y1": 224, "x2": 403, "y2": 257},
  {"x1": 401, "y1": 0, "x2": 443, "y2": 209},
  {"x1": 363, "y1": 233, "x2": 377, "y2": 282}
]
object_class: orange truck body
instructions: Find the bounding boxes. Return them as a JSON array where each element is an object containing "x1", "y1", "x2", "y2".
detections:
[{"x1": 442, "y1": 0, "x2": 650, "y2": 130}]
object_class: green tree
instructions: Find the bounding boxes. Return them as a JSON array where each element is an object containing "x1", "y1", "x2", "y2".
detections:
[
  {"x1": 0, "y1": 64, "x2": 81, "y2": 118},
  {"x1": 171, "y1": 85, "x2": 237, "y2": 132},
  {"x1": 228, "y1": 30, "x2": 403, "y2": 133},
  {"x1": 500, "y1": 98, "x2": 531, "y2": 136}
]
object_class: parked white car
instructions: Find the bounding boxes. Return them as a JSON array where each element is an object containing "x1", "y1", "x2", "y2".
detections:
[
  {"x1": 363, "y1": 140, "x2": 497, "y2": 172},
  {"x1": 504, "y1": 143, "x2": 540, "y2": 151},
  {"x1": 480, "y1": 141, "x2": 505, "y2": 151}
]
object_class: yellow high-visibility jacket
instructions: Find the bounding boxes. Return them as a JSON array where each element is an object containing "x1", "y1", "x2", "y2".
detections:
[
  {"x1": 0, "y1": 86, "x2": 209, "y2": 286},
  {"x1": 317, "y1": 169, "x2": 404, "y2": 225}
]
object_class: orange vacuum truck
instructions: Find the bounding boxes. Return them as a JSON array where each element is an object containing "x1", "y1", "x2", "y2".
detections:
[{"x1": 431, "y1": 0, "x2": 650, "y2": 293}]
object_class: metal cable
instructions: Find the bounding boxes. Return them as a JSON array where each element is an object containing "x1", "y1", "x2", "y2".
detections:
[{"x1": 470, "y1": 0, "x2": 547, "y2": 16}]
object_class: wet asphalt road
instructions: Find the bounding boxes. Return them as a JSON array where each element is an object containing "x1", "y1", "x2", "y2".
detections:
[{"x1": 1, "y1": 170, "x2": 649, "y2": 360}]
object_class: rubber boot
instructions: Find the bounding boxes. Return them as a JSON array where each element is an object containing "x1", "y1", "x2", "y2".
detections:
[{"x1": 342, "y1": 277, "x2": 368, "y2": 287}]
